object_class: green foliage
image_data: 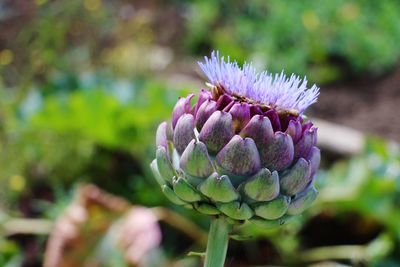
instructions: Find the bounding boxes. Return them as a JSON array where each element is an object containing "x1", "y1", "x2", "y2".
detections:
[
  {"x1": 0, "y1": 74, "x2": 186, "y2": 207},
  {"x1": 0, "y1": 238, "x2": 22, "y2": 267},
  {"x1": 1, "y1": 0, "x2": 167, "y2": 89},
  {"x1": 185, "y1": 0, "x2": 400, "y2": 83},
  {"x1": 317, "y1": 138, "x2": 400, "y2": 238},
  {"x1": 10, "y1": 0, "x2": 112, "y2": 82}
]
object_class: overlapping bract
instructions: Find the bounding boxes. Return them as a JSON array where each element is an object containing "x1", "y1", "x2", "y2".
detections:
[{"x1": 151, "y1": 90, "x2": 320, "y2": 224}]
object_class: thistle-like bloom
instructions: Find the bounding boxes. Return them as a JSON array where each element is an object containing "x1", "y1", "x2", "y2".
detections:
[
  {"x1": 198, "y1": 51, "x2": 319, "y2": 114},
  {"x1": 151, "y1": 51, "x2": 320, "y2": 225}
]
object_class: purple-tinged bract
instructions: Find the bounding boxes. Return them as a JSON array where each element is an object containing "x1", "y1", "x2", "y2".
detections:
[{"x1": 151, "y1": 51, "x2": 321, "y2": 225}]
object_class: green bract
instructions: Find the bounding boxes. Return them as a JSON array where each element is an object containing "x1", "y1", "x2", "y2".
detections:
[
  {"x1": 151, "y1": 54, "x2": 320, "y2": 225},
  {"x1": 150, "y1": 95, "x2": 320, "y2": 225}
]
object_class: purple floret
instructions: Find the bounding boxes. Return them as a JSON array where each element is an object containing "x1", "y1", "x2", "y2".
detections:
[{"x1": 198, "y1": 51, "x2": 320, "y2": 113}]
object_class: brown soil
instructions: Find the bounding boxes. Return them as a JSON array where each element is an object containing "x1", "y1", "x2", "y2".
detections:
[{"x1": 310, "y1": 66, "x2": 400, "y2": 142}]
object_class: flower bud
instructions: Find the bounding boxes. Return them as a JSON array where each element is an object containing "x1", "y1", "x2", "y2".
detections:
[{"x1": 152, "y1": 51, "x2": 321, "y2": 224}]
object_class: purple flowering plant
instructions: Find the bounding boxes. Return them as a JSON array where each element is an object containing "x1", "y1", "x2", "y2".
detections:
[{"x1": 151, "y1": 51, "x2": 320, "y2": 266}]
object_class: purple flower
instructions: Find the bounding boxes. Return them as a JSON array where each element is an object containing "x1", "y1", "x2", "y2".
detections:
[
  {"x1": 151, "y1": 51, "x2": 321, "y2": 224},
  {"x1": 198, "y1": 51, "x2": 319, "y2": 113}
]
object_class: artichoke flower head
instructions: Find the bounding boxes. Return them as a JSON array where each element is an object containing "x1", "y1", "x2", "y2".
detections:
[{"x1": 151, "y1": 51, "x2": 320, "y2": 225}]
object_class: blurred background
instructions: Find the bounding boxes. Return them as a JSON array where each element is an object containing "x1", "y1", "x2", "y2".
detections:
[{"x1": 0, "y1": 0, "x2": 400, "y2": 266}]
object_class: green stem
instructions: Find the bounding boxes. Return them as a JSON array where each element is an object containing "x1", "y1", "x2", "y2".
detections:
[{"x1": 204, "y1": 216, "x2": 230, "y2": 267}]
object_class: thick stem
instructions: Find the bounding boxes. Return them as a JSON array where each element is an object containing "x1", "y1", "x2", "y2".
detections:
[{"x1": 204, "y1": 216, "x2": 230, "y2": 267}]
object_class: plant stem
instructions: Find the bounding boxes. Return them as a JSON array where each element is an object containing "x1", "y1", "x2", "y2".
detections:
[{"x1": 204, "y1": 216, "x2": 230, "y2": 267}]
